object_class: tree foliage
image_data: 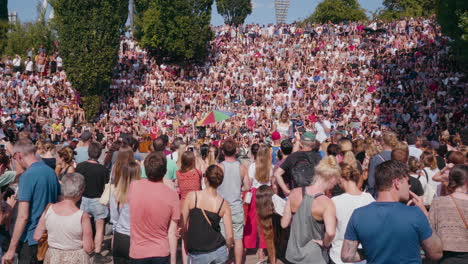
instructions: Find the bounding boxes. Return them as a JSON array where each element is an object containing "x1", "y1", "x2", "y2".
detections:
[
  {"x1": 3, "y1": 21, "x2": 56, "y2": 57},
  {"x1": 376, "y1": 0, "x2": 437, "y2": 20},
  {"x1": 139, "y1": 0, "x2": 214, "y2": 62},
  {"x1": 437, "y1": 0, "x2": 468, "y2": 66},
  {"x1": 50, "y1": 0, "x2": 128, "y2": 119},
  {"x1": 2, "y1": 3, "x2": 56, "y2": 57},
  {"x1": 216, "y1": 0, "x2": 252, "y2": 25},
  {"x1": 0, "y1": 0, "x2": 8, "y2": 54},
  {"x1": 305, "y1": 0, "x2": 367, "y2": 24}
]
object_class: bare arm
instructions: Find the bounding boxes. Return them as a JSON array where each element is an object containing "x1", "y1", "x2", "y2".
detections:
[
  {"x1": 322, "y1": 200, "x2": 337, "y2": 247},
  {"x1": 274, "y1": 168, "x2": 290, "y2": 196},
  {"x1": 3, "y1": 202, "x2": 29, "y2": 261},
  {"x1": 168, "y1": 220, "x2": 178, "y2": 264},
  {"x1": 281, "y1": 198, "x2": 292, "y2": 228},
  {"x1": 240, "y1": 164, "x2": 251, "y2": 191},
  {"x1": 421, "y1": 234, "x2": 443, "y2": 261},
  {"x1": 33, "y1": 208, "x2": 47, "y2": 242},
  {"x1": 81, "y1": 212, "x2": 94, "y2": 254},
  {"x1": 341, "y1": 240, "x2": 364, "y2": 263},
  {"x1": 221, "y1": 202, "x2": 234, "y2": 248}
]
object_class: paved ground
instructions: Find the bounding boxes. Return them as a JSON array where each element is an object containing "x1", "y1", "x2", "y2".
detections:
[{"x1": 92, "y1": 235, "x2": 280, "y2": 264}]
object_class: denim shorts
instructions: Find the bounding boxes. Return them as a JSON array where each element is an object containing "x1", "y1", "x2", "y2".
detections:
[
  {"x1": 220, "y1": 207, "x2": 244, "y2": 240},
  {"x1": 188, "y1": 245, "x2": 228, "y2": 264},
  {"x1": 80, "y1": 197, "x2": 108, "y2": 220}
]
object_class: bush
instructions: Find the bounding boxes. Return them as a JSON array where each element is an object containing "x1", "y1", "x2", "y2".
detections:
[{"x1": 82, "y1": 95, "x2": 101, "y2": 122}]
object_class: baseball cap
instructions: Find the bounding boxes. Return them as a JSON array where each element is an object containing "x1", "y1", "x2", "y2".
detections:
[
  {"x1": 301, "y1": 131, "x2": 316, "y2": 142},
  {"x1": 80, "y1": 131, "x2": 92, "y2": 141},
  {"x1": 271, "y1": 131, "x2": 281, "y2": 141}
]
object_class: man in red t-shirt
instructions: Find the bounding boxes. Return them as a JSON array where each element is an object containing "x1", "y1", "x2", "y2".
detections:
[{"x1": 128, "y1": 152, "x2": 180, "y2": 264}]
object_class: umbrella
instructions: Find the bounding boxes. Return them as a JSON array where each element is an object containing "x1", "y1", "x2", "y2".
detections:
[{"x1": 197, "y1": 110, "x2": 234, "y2": 126}]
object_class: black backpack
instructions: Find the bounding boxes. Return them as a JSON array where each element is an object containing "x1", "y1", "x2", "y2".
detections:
[{"x1": 291, "y1": 152, "x2": 318, "y2": 188}]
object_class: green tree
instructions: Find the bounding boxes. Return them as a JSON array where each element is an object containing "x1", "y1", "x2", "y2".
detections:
[
  {"x1": 3, "y1": 2, "x2": 56, "y2": 57},
  {"x1": 50, "y1": 0, "x2": 129, "y2": 120},
  {"x1": 216, "y1": 0, "x2": 252, "y2": 25},
  {"x1": 305, "y1": 0, "x2": 367, "y2": 24},
  {"x1": 0, "y1": 0, "x2": 8, "y2": 54},
  {"x1": 377, "y1": 0, "x2": 437, "y2": 20},
  {"x1": 437, "y1": 0, "x2": 468, "y2": 66},
  {"x1": 140, "y1": 0, "x2": 214, "y2": 62}
]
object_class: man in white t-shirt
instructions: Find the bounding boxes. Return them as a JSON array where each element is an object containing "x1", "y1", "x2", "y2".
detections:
[{"x1": 315, "y1": 112, "x2": 331, "y2": 143}]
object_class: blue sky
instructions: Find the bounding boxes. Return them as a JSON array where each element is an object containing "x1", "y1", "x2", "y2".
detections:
[{"x1": 9, "y1": 0, "x2": 383, "y2": 25}]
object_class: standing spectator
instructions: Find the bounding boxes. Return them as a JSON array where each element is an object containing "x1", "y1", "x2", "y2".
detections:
[
  {"x1": 274, "y1": 132, "x2": 321, "y2": 196},
  {"x1": 429, "y1": 165, "x2": 468, "y2": 263},
  {"x1": 341, "y1": 160, "x2": 443, "y2": 263},
  {"x1": 128, "y1": 152, "x2": 180, "y2": 264},
  {"x1": 271, "y1": 131, "x2": 282, "y2": 165},
  {"x1": 330, "y1": 163, "x2": 374, "y2": 264},
  {"x1": 33, "y1": 173, "x2": 94, "y2": 263},
  {"x1": 2, "y1": 140, "x2": 61, "y2": 264},
  {"x1": 407, "y1": 134, "x2": 422, "y2": 160},
  {"x1": 244, "y1": 144, "x2": 272, "y2": 263},
  {"x1": 421, "y1": 151, "x2": 441, "y2": 196},
  {"x1": 55, "y1": 146, "x2": 76, "y2": 181},
  {"x1": 367, "y1": 131, "x2": 398, "y2": 198},
  {"x1": 182, "y1": 165, "x2": 234, "y2": 264},
  {"x1": 141, "y1": 137, "x2": 178, "y2": 190},
  {"x1": 75, "y1": 142, "x2": 110, "y2": 256},
  {"x1": 12, "y1": 55, "x2": 21, "y2": 73},
  {"x1": 217, "y1": 139, "x2": 250, "y2": 264},
  {"x1": 176, "y1": 151, "x2": 202, "y2": 204},
  {"x1": 110, "y1": 161, "x2": 141, "y2": 264},
  {"x1": 75, "y1": 131, "x2": 93, "y2": 164},
  {"x1": 281, "y1": 156, "x2": 340, "y2": 264}
]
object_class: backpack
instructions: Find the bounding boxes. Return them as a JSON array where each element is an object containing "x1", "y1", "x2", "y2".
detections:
[
  {"x1": 291, "y1": 152, "x2": 318, "y2": 188},
  {"x1": 418, "y1": 169, "x2": 436, "y2": 206}
]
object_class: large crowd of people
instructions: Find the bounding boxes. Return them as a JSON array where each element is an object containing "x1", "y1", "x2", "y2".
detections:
[{"x1": 0, "y1": 17, "x2": 467, "y2": 264}]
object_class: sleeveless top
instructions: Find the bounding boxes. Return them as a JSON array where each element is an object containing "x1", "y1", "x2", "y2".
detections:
[
  {"x1": 286, "y1": 187, "x2": 328, "y2": 264},
  {"x1": 176, "y1": 169, "x2": 202, "y2": 201},
  {"x1": 218, "y1": 161, "x2": 242, "y2": 214},
  {"x1": 45, "y1": 206, "x2": 84, "y2": 250},
  {"x1": 186, "y1": 192, "x2": 226, "y2": 253},
  {"x1": 58, "y1": 165, "x2": 73, "y2": 181}
]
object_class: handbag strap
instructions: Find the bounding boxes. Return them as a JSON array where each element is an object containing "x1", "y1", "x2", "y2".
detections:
[{"x1": 450, "y1": 195, "x2": 468, "y2": 229}]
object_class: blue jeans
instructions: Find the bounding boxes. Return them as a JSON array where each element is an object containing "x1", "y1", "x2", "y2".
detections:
[
  {"x1": 188, "y1": 245, "x2": 228, "y2": 264},
  {"x1": 80, "y1": 197, "x2": 109, "y2": 220}
]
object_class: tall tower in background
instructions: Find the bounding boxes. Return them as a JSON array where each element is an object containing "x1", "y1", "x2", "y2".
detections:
[{"x1": 275, "y1": 0, "x2": 290, "y2": 24}]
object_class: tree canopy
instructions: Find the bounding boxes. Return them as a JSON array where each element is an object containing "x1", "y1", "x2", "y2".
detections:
[
  {"x1": 216, "y1": 0, "x2": 252, "y2": 25},
  {"x1": 0, "y1": 0, "x2": 8, "y2": 54},
  {"x1": 305, "y1": 0, "x2": 367, "y2": 24},
  {"x1": 437, "y1": 0, "x2": 468, "y2": 66},
  {"x1": 50, "y1": 0, "x2": 129, "y2": 120},
  {"x1": 376, "y1": 0, "x2": 437, "y2": 20},
  {"x1": 139, "y1": 0, "x2": 214, "y2": 62}
]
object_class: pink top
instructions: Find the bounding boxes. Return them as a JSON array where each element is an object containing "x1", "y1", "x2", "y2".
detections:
[{"x1": 128, "y1": 179, "x2": 180, "y2": 259}]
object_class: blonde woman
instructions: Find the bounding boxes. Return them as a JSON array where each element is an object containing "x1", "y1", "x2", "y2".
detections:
[
  {"x1": 421, "y1": 151, "x2": 441, "y2": 196},
  {"x1": 330, "y1": 163, "x2": 374, "y2": 264},
  {"x1": 244, "y1": 144, "x2": 272, "y2": 263},
  {"x1": 282, "y1": 156, "x2": 341, "y2": 263},
  {"x1": 112, "y1": 145, "x2": 135, "y2": 185},
  {"x1": 110, "y1": 161, "x2": 141, "y2": 263}
]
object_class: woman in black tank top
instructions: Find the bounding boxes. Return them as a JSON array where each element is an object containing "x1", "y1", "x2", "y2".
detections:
[{"x1": 182, "y1": 165, "x2": 234, "y2": 264}]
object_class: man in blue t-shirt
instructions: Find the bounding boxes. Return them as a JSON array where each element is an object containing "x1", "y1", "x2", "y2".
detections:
[
  {"x1": 341, "y1": 160, "x2": 442, "y2": 264},
  {"x1": 2, "y1": 140, "x2": 60, "y2": 264}
]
